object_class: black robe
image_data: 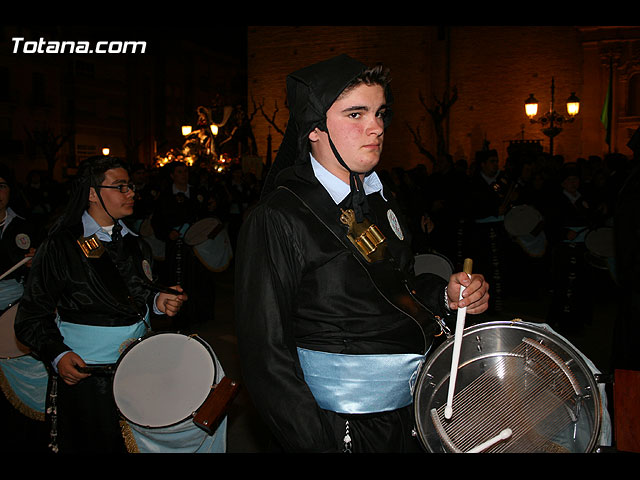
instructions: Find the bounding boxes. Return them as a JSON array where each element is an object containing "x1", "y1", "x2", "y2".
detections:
[
  {"x1": 0, "y1": 212, "x2": 35, "y2": 285},
  {"x1": 235, "y1": 161, "x2": 451, "y2": 453},
  {"x1": 14, "y1": 223, "x2": 159, "y2": 453},
  {"x1": 15, "y1": 224, "x2": 157, "y2": 364}
]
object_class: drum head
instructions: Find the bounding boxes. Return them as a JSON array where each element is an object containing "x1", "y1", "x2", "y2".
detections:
[
  {"x1": 585, "y1": 227, "x2": 615, "y2": 259},
  {"x1": 184, "y1": 218, "x2": 220, "y2": 246},
  {"x1": 0, "y1": 304, "x2": 31, "y2": 358},
  {"x1": 414, "y1": 321, "x2": 602, "y2": 453},
  {"x1": 113, "y1": 333, "x2": 216, "y2": 428},
  {"x1": 414, "y1": 253, "x2": 454, "y2": 281},
  {"x1": 139, "y1": 217, "x2": 155, "y2": 237},
  {"x1": 504, "y1": 205, "x2": 542, "y2": 237},
  {"x1": 193, "y1": 228, "x2": 233, "y2": 272}
]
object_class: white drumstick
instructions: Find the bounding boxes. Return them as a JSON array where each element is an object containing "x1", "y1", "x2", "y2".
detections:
[
  {"x1": 466, "y1": 428, "x2": 512, "y2": 453},
  {"x1": 0, "y1": 256, "x2": 30, "y2": 281},
  {"x1": 444, "y1": 258, "x2": 472, "y2": 420}
]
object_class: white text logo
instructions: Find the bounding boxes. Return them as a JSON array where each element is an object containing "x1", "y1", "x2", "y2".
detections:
[{"x1": 12, "y1": 37, "x2": 147, "y2": 54}]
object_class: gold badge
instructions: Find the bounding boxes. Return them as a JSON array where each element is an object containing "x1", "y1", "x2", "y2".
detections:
[
  {"x1": 77, "y1": 234, "x2": 105, "y2": 258},
  {"x1": 340, "y1": 209, "x2": 386, "y2": 262}
]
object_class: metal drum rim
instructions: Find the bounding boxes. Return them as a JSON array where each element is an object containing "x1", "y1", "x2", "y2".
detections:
[{"x1": 413, "y1": 320, "x2": 603, "y2": 453}]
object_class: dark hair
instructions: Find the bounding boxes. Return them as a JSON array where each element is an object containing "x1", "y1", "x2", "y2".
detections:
[
  {"x1": 0, "y1": 163, "x2": 15, "y2": 189},
  {"x1": 50, "y1": 156, "x2": 128, "y2": 233},
  {"x1": 78, "y1": 155, "x2": 129, "y2": 188},
  {"x1": 340, "y1": 64, "x2": 392, "y2": 99},
  {"x1": 475, "y1": 149, "x2": 499, "y2": 164}
]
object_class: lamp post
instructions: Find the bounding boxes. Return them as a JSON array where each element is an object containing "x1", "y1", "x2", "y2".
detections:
[{"x1": 524, "y1": 77, "x2": 580, "y2": 156}]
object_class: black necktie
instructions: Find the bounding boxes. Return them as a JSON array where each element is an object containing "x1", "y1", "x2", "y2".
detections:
[{"x1": 111, "y1": 222, "x2": 122, "y2": 242}]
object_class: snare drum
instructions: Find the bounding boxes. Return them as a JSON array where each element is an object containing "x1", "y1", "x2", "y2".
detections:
[
  {"x1": 0, "y1": 304, "x2": 48, "y2": 420},
  {"x1": 585, "y1": 227, "x2": 615, "y2": 274},
  {"x1": 0, "y1": 304, "x2": 30, "y2": 358},
  {"x1": 113, "y1": 332, "x2": 228, "y2": 453},
  {"x1": 413, "y1": 321, "x2": 608, "y2": 453},
  {"x1": 139, "y1": 217, "x2": 166, "y2": 261},
  {"x1": 184, "y1": 218, "x2": 233, "y2": 272},
  {"x1": 413, "y1": 253, "x2": 454, "y2": 281},
  {"x1": 504, "y1": 205, "x2": 547, "y2": 257}
]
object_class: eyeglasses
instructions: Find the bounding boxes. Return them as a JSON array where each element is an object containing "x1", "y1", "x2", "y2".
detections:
[{"x1": 96, "y1": 184, "x2": 136, "y2": 194}]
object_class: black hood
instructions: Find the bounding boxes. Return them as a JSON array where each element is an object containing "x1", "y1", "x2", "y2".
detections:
[{"x1": 262, "y1": 54, "x2": 393, "y2": 221}]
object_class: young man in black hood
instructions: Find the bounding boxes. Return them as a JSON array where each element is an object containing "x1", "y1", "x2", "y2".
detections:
[{"x1": 235, "y1": 55, "x2": 489, "y2": 452}]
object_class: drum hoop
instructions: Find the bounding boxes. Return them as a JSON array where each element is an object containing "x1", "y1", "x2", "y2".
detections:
[
  {"x1": 112, "y1": 331, "x2": 217, "y2": 429},
  {"x1": 0, "y1": 303, "x2": 31, "y2": 358},
  {"x1": 584, "y1": 227, "x2": 614, "y2": 254},
  {"x1": 413, "y1": 320, "x2": 603, "y2": 453}
]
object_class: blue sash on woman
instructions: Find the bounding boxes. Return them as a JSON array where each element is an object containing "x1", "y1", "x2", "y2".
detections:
[{"x1": 297, "y1": 347, "x2": 425, "y2": 414}]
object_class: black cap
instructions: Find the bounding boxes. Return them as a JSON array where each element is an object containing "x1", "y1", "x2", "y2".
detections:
[{"x1": 262, "y1": 54, "x2": 392, "y2": 222}]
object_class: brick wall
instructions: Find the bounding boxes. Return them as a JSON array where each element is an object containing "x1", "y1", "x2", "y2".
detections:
[{"x1": 248, "y1": 26, "x2": 629, "y2": 175}]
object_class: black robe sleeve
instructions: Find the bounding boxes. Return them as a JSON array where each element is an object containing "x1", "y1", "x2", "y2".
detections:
[
  {"x1": 234, "y1": 201, "x2": 340, "y2": 452},
  {"x1": 14, "y1": 231, "x2": 73, "y2": 363}
]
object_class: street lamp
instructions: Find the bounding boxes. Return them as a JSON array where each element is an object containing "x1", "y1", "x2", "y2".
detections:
[{"x1": 524, "y1": 77, "x2": 580, "y2": 155}]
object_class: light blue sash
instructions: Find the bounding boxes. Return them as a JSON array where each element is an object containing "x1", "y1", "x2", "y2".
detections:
[
  {"x1": 564, "y1": 226, "x2": 587, "y2": 243},
  {"x1": 0, "y1": 354, "x2": 48, "y2": 417},
  {"x1": 0, "y1": 279, "x2": 24, "y2": 310},
  {"x1": 174, "y1": 223, "x2": 190, "y2": 238},
  {"x1": 297, "y1": 347, "x2": 425, "y2": 414},
  {"x1": 475, "y1": 215, "x2": 504, "y2": 224},
  {"x1": 57, "y1": 314, "x2": 149, "y2": 365}
]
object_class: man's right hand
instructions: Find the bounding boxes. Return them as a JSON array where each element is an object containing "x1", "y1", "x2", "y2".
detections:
[{"x1": 57, "y1": 352, "x2": 90, "y2": 385}]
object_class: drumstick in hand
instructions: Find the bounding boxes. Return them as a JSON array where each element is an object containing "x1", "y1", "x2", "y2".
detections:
[
  {"x1": 445, "y1": 258, "x2": 473, "y2": 420},
  {"x1": 0, "y1": 257, "x2": 30, "y2": 281}
]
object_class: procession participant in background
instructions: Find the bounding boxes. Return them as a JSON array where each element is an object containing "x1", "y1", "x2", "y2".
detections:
[
  {"x1": 235, "y1": 54, "x2": 489, "y2": 453},
  {"x1": 467, "y1": 148, "x2": 511, "y2": 313},
  {"x1": 0, "y1": 163, "x2": 48, "y2": 452},
  {"x1": 151, "y1": 161, "x2": 198, "y2": 328},
  {"x1": 545, "y1": 163, "x2": 594, "y2": 334},
  {"x1": 14, "y1": 156, "x2": 186, "y2": 453}
]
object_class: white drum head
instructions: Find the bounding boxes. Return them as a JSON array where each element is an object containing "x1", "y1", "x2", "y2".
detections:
[
  {"x1": 113, "y1": 333, "x2": 216, "y2": 428},
  {"x1": 585, "y1": 227, "x2": 615, "y2": 258},
  {"x1": 0, "y1": 304, "x2": 31, "y2": 358},
  {"x1": 184, "y1": 218, "x2": 221, "y2": 246},
  {"x1": 193, "y1": 228, "x2": 233, "y2": 272},
  {"x1": 504, "y1": 205, "x2": 543, "y2": 237},
  {"x1": 414, "y1": 253, "x2": 454, "y2": 281}
]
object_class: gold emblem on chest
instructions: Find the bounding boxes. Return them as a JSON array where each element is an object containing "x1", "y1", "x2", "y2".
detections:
[{"x1": 340, "y1": 208, "x2": 386, "y2": 262}]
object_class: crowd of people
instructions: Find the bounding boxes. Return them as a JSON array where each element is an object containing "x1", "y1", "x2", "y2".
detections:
[
  {"x1": 0, "y1": 53, "x2": 636, "y2": 453},
  {"x1": 381, "y1": 147, "x2": 628, "y2": 332},
  {"x1": 6, "y1": 147, "x2": 628, "y2": 338},
  {"x1": 0, "y1": 158, "x2": 254, "y2": 452}
]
